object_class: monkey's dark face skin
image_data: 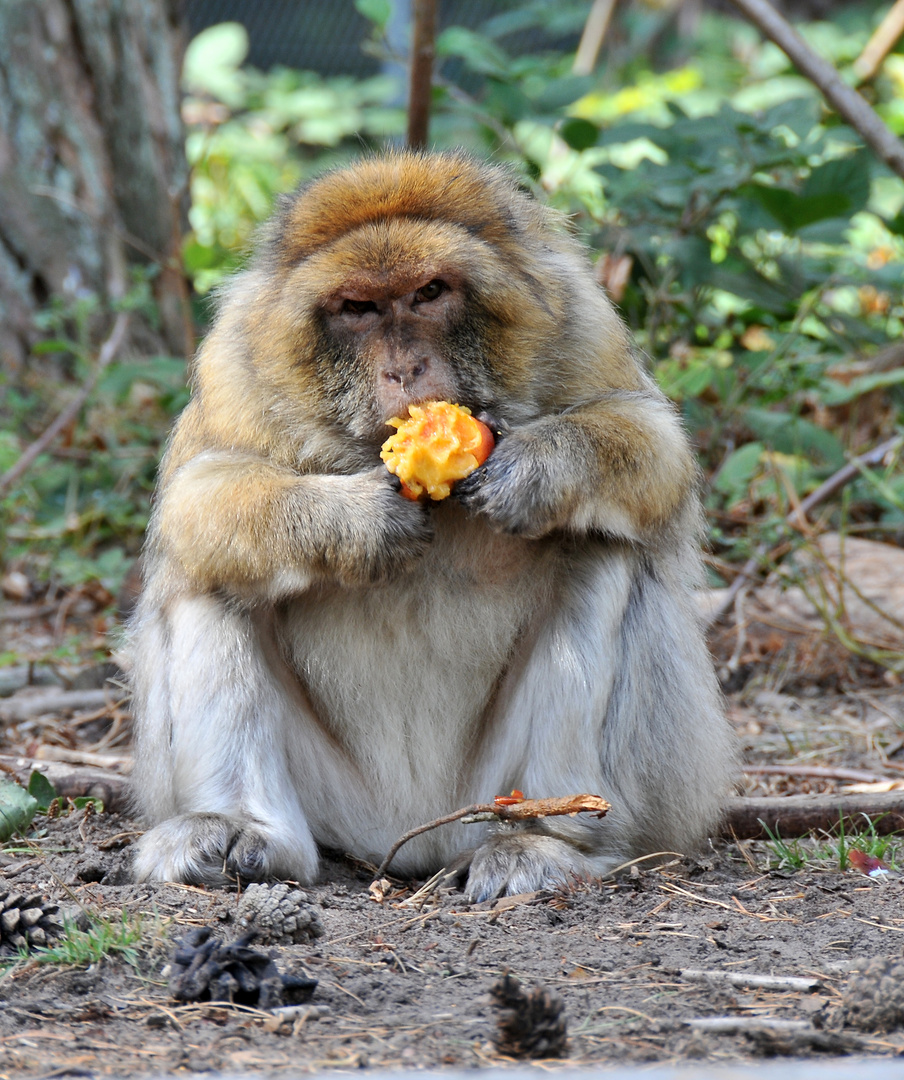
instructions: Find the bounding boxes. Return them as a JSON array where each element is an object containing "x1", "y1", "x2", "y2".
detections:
[{"x1": 309, "y1": 265, "x2": 505, "y2": 446}]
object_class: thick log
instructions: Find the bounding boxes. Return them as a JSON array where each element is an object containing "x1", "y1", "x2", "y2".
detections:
[{"x1": 722, "y1": 791, "x2": 904, "y2": 840}]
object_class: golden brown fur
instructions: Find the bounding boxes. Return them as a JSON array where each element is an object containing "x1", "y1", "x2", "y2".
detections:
[{"x1": 130, "y1": 151, "x2": 734, "y2": 898}]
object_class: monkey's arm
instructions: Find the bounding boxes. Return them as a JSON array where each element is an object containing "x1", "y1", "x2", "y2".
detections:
[
  {"x1": 151, "y1": 451, "x2": 432, "y2": 596},
  {"x1": 456, "y1": 390, "x2": 697, "y2": 542}
]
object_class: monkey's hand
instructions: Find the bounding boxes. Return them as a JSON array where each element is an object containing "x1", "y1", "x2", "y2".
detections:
[
  {"x1": 155, "y1": 457, "x2": 433, "y2": 595},
  {"x1": 317, "y1": 467, "x2": 435, "y2": 586},
  {"x1": 454, "y1": 421, "x2": 577, "y2": 539},
  {"x1": 456, "y1": 398, "x2": 697, "y2": 542}
]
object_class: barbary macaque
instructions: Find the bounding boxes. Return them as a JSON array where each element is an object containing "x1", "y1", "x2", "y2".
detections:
[{"x1": 130, "y1": 150, "x2": 735, "y2": 900}]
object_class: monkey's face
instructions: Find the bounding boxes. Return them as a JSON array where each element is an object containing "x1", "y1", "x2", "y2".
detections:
[
  {"x1": 270, "y1": 215, "x2": 538, "y2": 447},
  {"x1": 304, "y1": 219, "x2": 512, "y2": 443}
]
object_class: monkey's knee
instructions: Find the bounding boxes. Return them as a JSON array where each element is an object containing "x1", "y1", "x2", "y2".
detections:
[
  {"x1": 133, "y1": 812, "x2": 319, "y2": 887},
  {"x1": 465, "y1": 828, "x2": 616, "y2": 903}
]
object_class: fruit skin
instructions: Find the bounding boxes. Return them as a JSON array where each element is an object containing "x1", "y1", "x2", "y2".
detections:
[{"x1": 381, "y1": 401, "x2": 495, "y2": 501}]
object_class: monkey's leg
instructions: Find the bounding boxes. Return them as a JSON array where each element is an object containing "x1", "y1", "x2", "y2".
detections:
[
  {"x1": 464, "y1": 549, "x2": 732, "y2": 901},
  {"x1": 131, "y1": 594, "x2": 352, "y2": 886}
]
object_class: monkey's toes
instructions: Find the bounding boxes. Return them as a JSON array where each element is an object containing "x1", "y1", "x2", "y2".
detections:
[
  {"x1": 134, "y1": 813, "x2": 241, "y2": 886},
  {"x1": 134, "y1": 813, "x2": 319, "y2": 887},
  {"x1": 465, "y1": 832, "x2": 589, "y2": 903}
]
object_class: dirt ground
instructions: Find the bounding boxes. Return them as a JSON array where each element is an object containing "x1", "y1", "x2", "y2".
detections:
[{"x1": 3, "y1": 606, "x2": 904, "y2": 1074}]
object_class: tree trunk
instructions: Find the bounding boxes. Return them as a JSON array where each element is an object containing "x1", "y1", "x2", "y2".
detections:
[{"x1": 0, "y1": 0, "x2": 191, "y2": 370}]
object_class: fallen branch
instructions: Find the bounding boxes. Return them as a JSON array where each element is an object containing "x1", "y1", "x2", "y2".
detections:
[
  {"x1": 743, "y1": 764, "x2": 896, "y2": 785},
  {"x1": 686, "y1": 1017, "x2": 812, "y2": 1033},
  {"x1": 722, "y1": 790, "x2": 904, "y2": 840},
  {"x1": 0, "y1": 312, "x2": 130, "y2": 497},
  {"x1": 373, "y1": 794, "x2": 610, "y2": 879},
  {"x1": 0, "y1": 688, "x2": 127, "y2": 723},
  {"x1": 708, "y1": 434, "x2": 904, "y2": 626},
  {"x1": 0, "y1": 755, "x2": 129, "y2": 813},
  {"x1": 681, "y1": 969, "x2": 821, "y2": 992},
  {"x1": 728, "y1": 0, "x2": 904, "y2": 180}
]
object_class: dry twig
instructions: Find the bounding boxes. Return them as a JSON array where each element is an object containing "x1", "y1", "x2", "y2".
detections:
[
  {"x1": 854, "y1": 0, "x2": 904, "y2": 84},
  {"x1": 743, "y1": 764, "x2": 896, "y2": 785},
  {"x1": 681, "y1": 969, "x2": 821, "y2": 992},
  {"x1": 373, "y1": 794, "x2": 610, "y2": 879}
]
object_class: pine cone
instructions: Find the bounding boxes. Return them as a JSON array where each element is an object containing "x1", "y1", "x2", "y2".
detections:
[
  {"x1": 167, "y1": 927, "x2": 317, "y2": 1009},
  {"x1": 843, "y1": 956, "x2": 904, "y2": 1032},
  {"x1": 236, "y1": 882, "x2": 323, "y2": 945},
  {"x1": 0, "y1": 890, "x2": 64, "y2": 952},
  {"x1": 490, "y1": 973, "x2": 568, "y2": 1058}
]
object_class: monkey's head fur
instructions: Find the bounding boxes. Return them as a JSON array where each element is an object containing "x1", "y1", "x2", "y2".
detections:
[{"x1": 180, "y1": 151, "x2": 634, "y2": 475}]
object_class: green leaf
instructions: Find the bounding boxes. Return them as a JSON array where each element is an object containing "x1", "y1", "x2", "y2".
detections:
[
  {"x1": 354, "y1": 0, "x2": 391, "y2": 31},
  {"x1": 436, "y1": 27, "x2": 509, "y2": 76},
  {"x1": 741, "y1": 407, "x2": 846, "y2": 468},
  {"x1": 820, "y1": 368, "x2": 904, "y2": 406},
  {"x1": 183, "y1": 23, "x2": 249, "y2": 107},
  {"x1": 713, "y1": 443, "x2": 765, "y2": 500},
  {"x1": 754, "y1": 152, "x2": 871, "y2": 232},
  {"x1": 559, "y1": 117, "x2": 599, "y2": 151},
  {"x1": 26, "y1": 771, "x2": 57, "y2": 813},
  {"x1": 0, "y1": 778, "x2": 38, "y2": 843},
  {"x1": 530, "y1": 75, "x2": 594, "y2": 113}
]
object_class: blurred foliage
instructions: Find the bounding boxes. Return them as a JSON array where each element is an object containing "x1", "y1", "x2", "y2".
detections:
[{"x1": 2, "y1": 0, "x2": 903, "y2": 674}]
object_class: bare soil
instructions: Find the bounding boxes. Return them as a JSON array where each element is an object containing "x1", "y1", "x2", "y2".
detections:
[
  {"x1": 3, "y1": 606, "x2": 904, "y2": 1074},
  {"x1": 1, "y1": 587, "x2": 902, "y2": 1075}
]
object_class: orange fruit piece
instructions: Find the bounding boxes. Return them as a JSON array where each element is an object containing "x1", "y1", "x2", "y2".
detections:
[{"x1": 381, "y1": 401, "x2": 495, "y2": 501}]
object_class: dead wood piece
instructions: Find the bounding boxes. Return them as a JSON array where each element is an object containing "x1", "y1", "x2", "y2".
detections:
[
  {"x1": 681, "y1": 970, "x2": 821, "y2": 992},
  {"x1": 0, "y1": 755, "x2": 129, "y2": 813},
  {"x1": 0, "y1": 688, "x2": 126, "y2": 723},
  {"x1": 722, "y1": 791, "x2": 904, "y2": 840},
  {"x1": 29, "y1": 746, "x2": 131, "y2": 771},
  {"x1": 686, "y1": 1017, "x2": 811, "y2": 1033}
]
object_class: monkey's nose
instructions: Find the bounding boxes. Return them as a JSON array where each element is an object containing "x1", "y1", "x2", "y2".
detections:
[{"x1": 383, "y1": 358, "x2": 428, "y2": 385}]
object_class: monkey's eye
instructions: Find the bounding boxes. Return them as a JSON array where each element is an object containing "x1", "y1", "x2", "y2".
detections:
[
  {"x1": 415, "y1": 280, "x2": 446, "y2": 303},
  {"x1": 341, "y1": 299, "x2": 378, "y2": 316}
]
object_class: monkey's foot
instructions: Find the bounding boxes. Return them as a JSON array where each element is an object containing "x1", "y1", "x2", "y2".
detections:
[
  {"x1": 133, "y1": 812, "x2": 319, "y2": 887},
  {"x1": 465, "y1": 831, "x2": 595, "y2": 903}
]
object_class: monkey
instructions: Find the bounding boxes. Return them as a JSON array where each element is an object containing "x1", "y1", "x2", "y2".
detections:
[{"x1": 129, "y1": 149, "x2": 736, "y2": 901}]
